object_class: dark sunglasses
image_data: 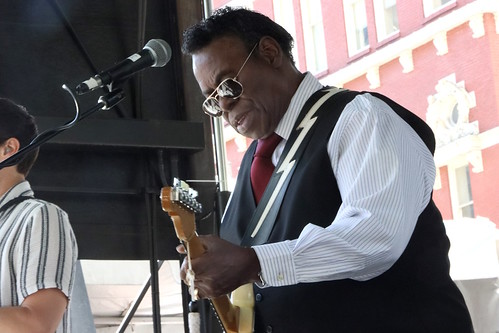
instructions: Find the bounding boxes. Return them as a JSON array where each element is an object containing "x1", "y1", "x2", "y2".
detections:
[{"x1": 202, "y1": 43, "x2": 258, "y2": 117}]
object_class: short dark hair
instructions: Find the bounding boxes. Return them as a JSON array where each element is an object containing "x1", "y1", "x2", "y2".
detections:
[
  {"x1": 182, "y1": 7, "x2": 295, "y2": 63},
  {"x1": 0, "y1": 98, "x2": 39, "y2": 175}
]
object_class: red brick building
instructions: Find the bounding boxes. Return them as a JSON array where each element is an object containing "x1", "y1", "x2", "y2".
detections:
[
  {"x1": 214, "y1": 0, "x2": 499, "y2": 227},
  {"x1": 211, "y1": 1, "x2": 499, "y2": 329}
]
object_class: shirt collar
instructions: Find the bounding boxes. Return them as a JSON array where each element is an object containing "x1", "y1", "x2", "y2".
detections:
[
  {"x1": 0, "y1": 181, "x2": 33, "y2": 210},
  {"x1": 274, "y1": 72, "x2": 324, "y2": 140}
]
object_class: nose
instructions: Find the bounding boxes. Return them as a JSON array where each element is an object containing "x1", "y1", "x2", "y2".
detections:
[{"x1": 217, "y1": 95, "x2": 238, "y2": 113}]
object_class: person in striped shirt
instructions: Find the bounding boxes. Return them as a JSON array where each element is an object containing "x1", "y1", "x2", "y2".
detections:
[
  {"x1": 177, "y1": 7, "x2": 473, "y2": 332},
  {"x1": 0, "y1": 97, "x2": 78, "y2": 333}
]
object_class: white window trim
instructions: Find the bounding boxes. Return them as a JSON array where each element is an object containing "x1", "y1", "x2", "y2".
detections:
[
  {"x1": 448, "y1": 158, "x2": 474, "y2": 219},
  {"x1": 273, "y1": 0, "x2": 299, "y2": 68},
  {"x1": 300, "y1": 0, "x2": 328, "y2": 73},
  {"x1": 422, "y1": 0, "x2": 456, "y2": 18},
  {"x1": 343, "y1": 0, "x2": 370, "y2": 57},
  {"x1": 373, "y1": 0, "x2": 400, "y2": 42}
]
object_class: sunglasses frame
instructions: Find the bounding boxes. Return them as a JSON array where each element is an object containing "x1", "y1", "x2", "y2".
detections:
[
  {"x1": 202, "y1": 42, "x2": 259, "y2": 117},
  {"x1": 202, "y1": 78, "x2": 244, "y2": 117}
]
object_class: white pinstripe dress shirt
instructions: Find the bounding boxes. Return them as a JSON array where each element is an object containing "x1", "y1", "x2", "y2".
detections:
[{"x1": 251, "y1": 73, "x2": 436, "y2": 287}]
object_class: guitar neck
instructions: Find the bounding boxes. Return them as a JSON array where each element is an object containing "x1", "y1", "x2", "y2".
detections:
[
  {"x1": 160, "y1": 183, "x2": 245, "y2": 333},
  {"x1": 185, "y1": 234, "x2": 240, "y2": 333}
]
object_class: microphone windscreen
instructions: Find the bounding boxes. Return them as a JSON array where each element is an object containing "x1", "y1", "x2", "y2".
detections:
[{"x1": 145, "y1": 39, "x2": 172, "y2": 67}]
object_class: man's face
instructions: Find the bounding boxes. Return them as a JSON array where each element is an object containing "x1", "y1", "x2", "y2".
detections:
[{"x1": 192, "y1": 36, "x2": 283, "y2": 140}]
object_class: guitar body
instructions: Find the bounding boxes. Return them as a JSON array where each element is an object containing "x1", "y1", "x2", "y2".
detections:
[
  {"x1": 231, "y1": 284, "x2": 255, "y2": 333},
  {"x1": 160, "y1": 180, "x2": 254, "y2": 333}
]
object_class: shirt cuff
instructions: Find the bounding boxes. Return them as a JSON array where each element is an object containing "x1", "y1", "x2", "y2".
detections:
[{"x1": 252, "y1": 240, "x2": 298, "y2": 287}]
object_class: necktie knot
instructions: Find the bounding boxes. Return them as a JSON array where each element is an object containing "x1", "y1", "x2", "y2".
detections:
[{"x1": 254, "y1": 132, "x2": 282, "y2": 158}]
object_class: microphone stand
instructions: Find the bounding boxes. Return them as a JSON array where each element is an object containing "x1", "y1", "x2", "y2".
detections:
[
  {"x1": 0, "y1": 85, "x2": 125, "y2": 170},
  {"x1": 1, "y1": 84, "x2": 166, "y2": 332}
]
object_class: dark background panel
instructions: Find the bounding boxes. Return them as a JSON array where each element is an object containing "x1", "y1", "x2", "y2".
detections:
[
  {"x1": 0, "y1": 0, "x2": 218, "y2": 261},
  {"x1": 0, "y1": 0, "x2": 182, "y2": 120}
]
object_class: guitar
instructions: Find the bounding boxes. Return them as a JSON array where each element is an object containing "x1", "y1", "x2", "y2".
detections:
[{"x1": 160, "y1": 179, "x2": 254, "y2": 333}]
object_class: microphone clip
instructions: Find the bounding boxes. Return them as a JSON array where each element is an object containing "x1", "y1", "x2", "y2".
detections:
[{"x1": 98, "y1": 88, "x2": 125, "y2": 111}]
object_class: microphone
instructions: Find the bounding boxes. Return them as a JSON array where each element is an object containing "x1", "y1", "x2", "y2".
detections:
[{"x1": 76, "y1": 39, "x2": 171, "y2": 95}]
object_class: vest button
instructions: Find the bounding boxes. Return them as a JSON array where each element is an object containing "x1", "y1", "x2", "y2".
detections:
[
  {"x1": 255, "y1": 293, "x2": 263, "y2": 302},
  {"x1": 266, "y1": 325, "x2": 273, "y2": 333}
]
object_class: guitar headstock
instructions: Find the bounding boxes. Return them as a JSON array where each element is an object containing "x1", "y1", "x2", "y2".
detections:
[
  {"x1": 160, "y1": 179, "x2": 203, "y2": 242},
  {"x1": 161, "y1": 180, "x2": 245, "y2": 333}
]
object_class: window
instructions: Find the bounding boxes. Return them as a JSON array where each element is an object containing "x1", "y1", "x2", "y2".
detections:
[
  {"x1": 300, "y1": 0, "x2": 327, "y2": 73},
  {"x1": 422, "y1": 0, "x2": 454, "y2": 17},
  {"x1": 273, "y1": 0, "x2": 299, "y2": 68},
  {"x1": 455, "y1": 165, "x2": 475, "y2": 218},
  {"x1": 449, "y1": 163, "x2": 475, "y2": 219},
  {"x1": 343, "y1": 0, "x2": 369, "y2": 56},
  {"x1": 373, "y1": 0, "x2": 399, "y2": 41}
]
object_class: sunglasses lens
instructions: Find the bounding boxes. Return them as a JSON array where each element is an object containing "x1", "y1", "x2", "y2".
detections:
[
  {"x1": 218, "y1": 79, "x2": 243, "y2": 98},
  {"x1": 202, "y1": 79, "x2": 243, "y2": 117},
  {"x1": 203, "y1": 97, "x2": 221, "y2": 116}
]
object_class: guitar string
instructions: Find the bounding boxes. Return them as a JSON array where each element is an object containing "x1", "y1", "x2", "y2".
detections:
[{"x1": 186, "y1": 241, "x2": 199, "y2": 301}]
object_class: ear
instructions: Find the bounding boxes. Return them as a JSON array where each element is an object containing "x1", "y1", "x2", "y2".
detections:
[
  {"x1": 257, "y1": 36, "x2": 284, "y2": 68},
  {"x1": 1, "y1": 138, "x2": 20, "y2": 156}
]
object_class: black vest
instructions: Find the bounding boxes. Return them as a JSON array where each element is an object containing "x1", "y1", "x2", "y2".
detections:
[{"x1": 221, "y1": 89, "x2": 473, "y2": 333}]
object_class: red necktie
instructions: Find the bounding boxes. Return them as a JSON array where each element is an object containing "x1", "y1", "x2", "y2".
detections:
[{"x1": 250, "y1": 132, "x2": 282, "y2": 203}]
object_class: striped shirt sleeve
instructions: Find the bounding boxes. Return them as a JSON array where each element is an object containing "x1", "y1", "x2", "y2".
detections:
[
  {"x1": 16, "y1": 201, "x2": 77, "y2": 303},
  {"x1": 254, "y1": 92, "x2": 436, "y2": 287}
]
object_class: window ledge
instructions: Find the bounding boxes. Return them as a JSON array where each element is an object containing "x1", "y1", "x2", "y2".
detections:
[{"x1": 424, "y1": 1, "x2": 457, "y2": 23}]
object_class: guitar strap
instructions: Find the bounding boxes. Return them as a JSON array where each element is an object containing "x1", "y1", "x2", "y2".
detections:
[
  {"x1": 241, "y1": 87, "x2": 352, "y2": 246},
  {"x1": 0, "y1": 196, "x2": 34, "y2": 214}
]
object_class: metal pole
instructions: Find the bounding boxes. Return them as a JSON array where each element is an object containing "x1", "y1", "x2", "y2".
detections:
[
  {"x1": 211, "y1": 117, "x2": 230, "y2": 192},
  {"x1": 202, "y1": 1, "x2": 230, "y2": 193},
  {"x1": 116, "y1": 261, "x2": 164, "y2": 333}
]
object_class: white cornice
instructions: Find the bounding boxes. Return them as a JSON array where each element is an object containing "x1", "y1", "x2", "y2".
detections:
[
  {"x1": 320, "y1": 0, "x2": 499, "y2": 87},
  {"x1": 479, "y1": 126, "x2": 499, "y2": 150},
  {"x1": 434, "y1": 126, "x2": 499, "y2": 170}
]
